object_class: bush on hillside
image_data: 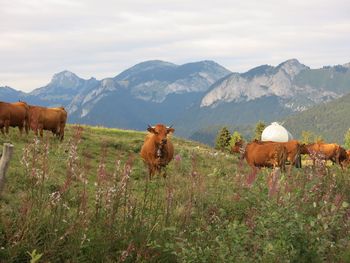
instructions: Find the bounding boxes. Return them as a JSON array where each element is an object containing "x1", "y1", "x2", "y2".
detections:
[{"x1": 215, "y1": 127, "x2": 231, "y2": 151}]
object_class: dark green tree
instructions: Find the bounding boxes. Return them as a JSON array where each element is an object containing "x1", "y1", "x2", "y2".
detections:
[
  {"x1": 215, "y1": 127, "x2": 231, "y2": 150},
  {"x1": 254, "y1": 121, "x2": 266, "y2": 140}
]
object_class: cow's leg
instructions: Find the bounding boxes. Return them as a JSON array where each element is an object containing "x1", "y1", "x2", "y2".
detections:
[
  {"x1": 4, "y1": 120, "x2": 10, "y2": 134},
  {"x1": 0, "y1": 121, "x2": 4, "y2": 135},
  {"x1": 160, "y1": 166, "x2": 167, "y2": 178},
  {"x1": 18, "y1": 125, "x2": 23, "y2": 135},
  {"x1": 38, "y1": 123, "x2": 44, "y2": 138},
  {"x1": 296, "y1": 154, "x2": 302, "y2": 168},
  {"x1": 148, "y1": 166, "x2": 154, "y2": 180},
  {"x1": 25, "y1": 120, "x2": 29, "y2": 135},
  {"x1": 60, "y1": 124, "x2": 65, "y2": 141}
]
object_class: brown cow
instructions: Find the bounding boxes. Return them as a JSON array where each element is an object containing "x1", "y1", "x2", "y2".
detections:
[
  {"x1": 232, "y1": 139, "x2": 301, "y2": 168},
  {"x1": 233, "y1": 140, "x2": 288, "y2": 172},
  {"x1": 140, "y1": 124, "x2": 175, "y2": 178},
  {"x1": 257, "y1": 140, "x2": 301, "y2": 168},
  {"x1": 300, "y1": 142, "x2": 345, "y2": 168},
  {"x1": 0, "y1": 101, "x2": 29, "y2": 135},
  {"x1": 29, "y1": 105, "x2": 67, "y2": 141}
]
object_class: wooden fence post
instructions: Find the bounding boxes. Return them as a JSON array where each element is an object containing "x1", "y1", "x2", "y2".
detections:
[{"x1": 0, "y1": 143, "x2": 14, "y2": 196}]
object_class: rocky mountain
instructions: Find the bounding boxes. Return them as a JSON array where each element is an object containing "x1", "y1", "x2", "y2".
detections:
[
  {"x1": 200, "y1": 59, "x2": 344, "y2": 110},
  {"x1": 0, "y1": 60, "x2": 231, "y2": 130},
  {"x1": 1, "y1": 59, "x2": 349, "y2": 144},
  {"x1": 174, "y1": 59, "x2": 350, "y2": 139},
  {"x1": 66, "y1": 60, "x2": 231, "y2": 129},
  {"x1": 30, "y1": 70, "x2": 100, "y2": 106}
]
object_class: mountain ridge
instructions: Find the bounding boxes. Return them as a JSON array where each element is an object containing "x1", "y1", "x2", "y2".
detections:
[{"x1": 1, "y1": 59, "x2": 349, "y2": 144}]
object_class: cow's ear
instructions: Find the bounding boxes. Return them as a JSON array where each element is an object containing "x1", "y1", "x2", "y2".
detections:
[
  {"x1": 147, "y1": 126, "x2": 156, "y2": 133},
  {"x1": 167, "y1": 128, "x2": 175, "y2": 134}
]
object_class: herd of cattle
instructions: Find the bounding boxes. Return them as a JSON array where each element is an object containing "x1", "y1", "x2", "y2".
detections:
[
  {"x1": 140, "y1": 124, "x2": 350, "y2": 178},
  {"x1": 231, "y1": 139, "x2": 350, "y2": 172},
  {"x1": 0, "y1": 101, "x2": 67, "y2": 140},
  {"x1": 0, "y1": 103, "x2": 348, "y2": 178}
]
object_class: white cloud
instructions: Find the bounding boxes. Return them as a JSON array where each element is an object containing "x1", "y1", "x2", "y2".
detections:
[{"x1": 0, "y1": 0, "x2": 349, "y2": 91}]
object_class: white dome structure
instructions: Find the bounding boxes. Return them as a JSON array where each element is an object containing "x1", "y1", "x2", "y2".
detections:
[{"x1": 261, "y1": 122, "x2": 293, "y2": 142}]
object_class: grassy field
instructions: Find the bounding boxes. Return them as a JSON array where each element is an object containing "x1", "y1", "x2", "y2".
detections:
[{"x1": 0, "y1": 124, "x2": 349, "y2": 262}]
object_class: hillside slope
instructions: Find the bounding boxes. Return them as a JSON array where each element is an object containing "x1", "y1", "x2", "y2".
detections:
[
  {"x1": 0, "y1": 125, "x2": 349, "y2": 262},
  {"x1": 283, "y1": 92, "x2": 350, "y2": 143}
]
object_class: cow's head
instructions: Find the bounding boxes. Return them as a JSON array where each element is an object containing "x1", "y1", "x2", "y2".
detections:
[
  {"x1": 231, "y1": 140, "x2": 245, "y2": 154},
  {"x1": 147, "y1": 124, "x2": 175, "y2": 146},
  {"x1": 299, "y1": 143, "x2": 310, "y2": 155}
]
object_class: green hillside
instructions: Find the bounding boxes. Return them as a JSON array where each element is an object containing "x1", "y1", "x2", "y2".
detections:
[
  {"x1": 0, "y1": 125, "x2": 349, "y2": 262},
  {"x1": 284, "y1": 92, "x2": 350, "y2": 144}
]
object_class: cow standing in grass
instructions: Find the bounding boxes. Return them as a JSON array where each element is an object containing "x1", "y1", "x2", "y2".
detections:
[
  {"x1": 0, "y1": 101, "x2": 29, "y2": 135},
  {"x1": 300, "y1": 142, "x2": 347, "y2": 168},
  {"x1": 247, "y1": 139, "x2": 302, "y2": 168},
  {"x1": 140, "y1": 124, "x2": 175, "y2": 178},
  {"x1": 232, "y1": 140, "x2": 288, "y2": 172},
  {"x1": 29, "y1": 105, "x2": 67, "y2": 141}
]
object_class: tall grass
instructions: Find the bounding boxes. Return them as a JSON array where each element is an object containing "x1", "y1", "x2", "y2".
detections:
[{"x1": 0, "y1": 125, "x2": 349, "y2": 262}]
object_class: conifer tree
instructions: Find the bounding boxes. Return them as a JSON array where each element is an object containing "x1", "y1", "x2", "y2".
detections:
[
  {"x1": 254, "y1": 121, "x2": 266, "y2": 140},
  {"x1": 215, "y1": 127, "x2": 231, "y2": 150}
]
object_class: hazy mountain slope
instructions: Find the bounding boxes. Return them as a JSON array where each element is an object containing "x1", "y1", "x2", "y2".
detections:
[
  {"x1": 0, "y1": 86, "x2": 25, "y2": 102},
  {"x1": 67, "y1": 60, "x2": 231, "y2": 125},
  {"x1": 283, "y1": 92, "x2": 350, "y2": 144},
  {"x1": 175, "y1": 59, "x2": 350, "y2": 142},
  {"x1": 175, "y1": 95, "x2": 293, "y2": 138}
]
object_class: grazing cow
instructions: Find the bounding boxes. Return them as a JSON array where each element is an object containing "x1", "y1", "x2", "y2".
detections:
[
  {"x1": 140, "y1": 124, "x2": 175, "y2": 178},
  {"x1": 232, "y1": 139, "x2": 301, "y2": 168},
  {"x1": 29, "y1": 105, "x2": 67, "y2": 141},
  {"x1": 338, "y1": 147, "x2": 349, "y2": 169},
  {"x1": 0, "y1": 101, "x2": 29, "y2": 135},
  {"x1": 300, "y1": 142, "x2": 345, "y2": 168},
  {"x1": 257, "y1": 140, "x2": 301, "y2": 168},
  {"x1": 233, "y1": 140, "x2": 288, "y2": 172}
]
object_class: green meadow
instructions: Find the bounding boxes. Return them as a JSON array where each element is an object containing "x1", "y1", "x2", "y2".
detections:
[{"x1": 0, "y1": 125, "x2": 349, "y2": 262}]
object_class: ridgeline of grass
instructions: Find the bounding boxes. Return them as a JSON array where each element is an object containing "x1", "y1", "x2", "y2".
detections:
[{"x1": 0, "y1": 124, "x2": 349, "y2": 262}]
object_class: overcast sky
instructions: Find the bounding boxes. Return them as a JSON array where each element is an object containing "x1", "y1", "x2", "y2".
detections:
[{"x1": 1, "y1": 0, "x2": 350, "y2": 92}]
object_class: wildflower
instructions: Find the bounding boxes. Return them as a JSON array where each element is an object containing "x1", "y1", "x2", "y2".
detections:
[{"x1": 49, "y1": 191, "x2": 61, "y2": 206}]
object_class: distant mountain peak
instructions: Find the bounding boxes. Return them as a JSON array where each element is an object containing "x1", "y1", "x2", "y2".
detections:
[
  {"x1": 242, "y1": 64, "x2": 274, "y2": 78},
  {"x1": 127, "y1": 60, "x2": 177, "y2": 71},
  {"x1": 52, "y1": 70, "x2": 81, "y2": 82},
  {"x1": 277, "y1": 58, "x2": 308, "y2": 77},
  {"x1": 343, "y1": 62, "x2": 350, "y2": 68}
]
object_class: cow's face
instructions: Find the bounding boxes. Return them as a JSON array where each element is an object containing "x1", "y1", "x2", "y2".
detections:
[
  {"x1": 147, "y1": 124, "x2": 174, "y2": 146},
  {"x1": 231, "y1": 140, "x2": 244, "y2": 154},
  {"x1": 299, "y1": 143, "x2": 310, "y2": 154}
]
